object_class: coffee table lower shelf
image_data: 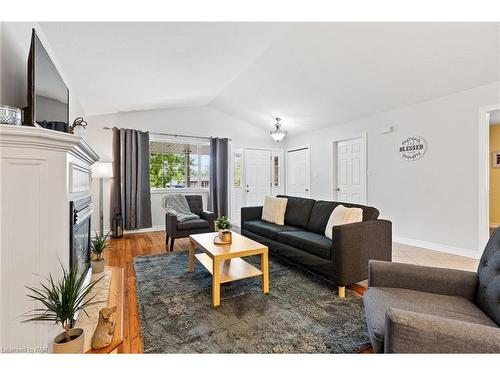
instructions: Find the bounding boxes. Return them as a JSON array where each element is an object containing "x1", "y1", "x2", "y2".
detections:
[{"x1": 194, "y1": 253, "x2": 263, "y2": 284}]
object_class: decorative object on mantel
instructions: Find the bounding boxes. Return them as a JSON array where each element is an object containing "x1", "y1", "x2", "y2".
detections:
[
  {"x1": 91, "y1": 231, "x2": 111, "y2": 274},
  {"x1": 214, "y1": 216, "x2": 232, "y2": 244},
  {"x1": 399, "y1": 135, "x2": 427, "y2": 161},
  {"x1": 270, "y1": 117, "x2": 288, "y2": 142},
  {"x1": 23, "y1": 264, "x2": 102, "y2": 353},
  {"x1": 112, "y1": 211, "x2": 124, "y2": 238},
  {"x1": 0, "y1": 105, "x2": 22, "y2": 125},
  {"x1": 91, "y1": 306, "x2": 117, "y2": 350},
  {"x1": 70, "y1": 117, "x2": 88, "y2": 137}
]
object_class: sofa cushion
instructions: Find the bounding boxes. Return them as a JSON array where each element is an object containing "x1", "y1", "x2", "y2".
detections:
[
  {"x1": 261, "y1": 196, "x2": 288, "y2": 225},
  {"x1": 307, "y1": 200, "x2": 336, "y2": 234},
  {"x1": 364, "y1": 287, "x2": 498, "y2": 353},
  {"x1": 476, "y1": 227, "x2": 500, "y2": 326},
  {"x1": 243, "y1": 220, "x2": 301, "y2": 241},
  {"x1": 277, "y1": 195, "x2": 316, "y2": 229},
  {"x1": 177, "y1": 218, "x2": 209, "y2": 231},
  {"x1": 277, "y1": 231, "x2": 332, "y2": 260}
]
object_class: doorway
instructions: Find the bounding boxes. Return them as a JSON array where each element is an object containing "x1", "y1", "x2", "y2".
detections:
[
  {"x1": 333, "y1": 134, "x2": 367, "y2": 204},
  {"x1": 244, "y1": 149, "x2": 271, "y2": 207},
  {"x1": 488, "y1": 110, "x2": 500, "y2": 233},
  {"x1": 478, "y1": 104, "x2": 500, "y2": 252},
  {"x1": 286, "y1": 146, "x2": 310, "y2": 198}
]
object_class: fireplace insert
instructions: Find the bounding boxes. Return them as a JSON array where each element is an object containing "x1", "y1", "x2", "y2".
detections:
[{"x1": 69, "y1": 196, "x2": 93, "y2": 281}]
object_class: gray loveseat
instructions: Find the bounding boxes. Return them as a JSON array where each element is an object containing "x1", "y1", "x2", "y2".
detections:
[
  {"x1": 241, "y1": 195, "x2": 392, "y2": 297},
  {"x1": 364, "y1": 228, "x2": 500, "y2": 353}
]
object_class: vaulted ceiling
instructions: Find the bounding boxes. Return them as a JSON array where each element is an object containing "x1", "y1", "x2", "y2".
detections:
[{"x1": 40, "y1": 22, "x2": 500, "y2": 134}]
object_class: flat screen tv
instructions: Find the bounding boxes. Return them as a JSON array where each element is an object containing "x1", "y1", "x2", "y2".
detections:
[{"x1": 25, "y1": 29, "x2": 69, "y2": 132}]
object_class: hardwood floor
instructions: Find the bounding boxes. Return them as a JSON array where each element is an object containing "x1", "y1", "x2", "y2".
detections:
[{"x1": 104, "y1": 230, "x2": 189, "y2": 353}]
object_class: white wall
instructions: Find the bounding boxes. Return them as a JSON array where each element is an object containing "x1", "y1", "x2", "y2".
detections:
[
  {"x1": 285, "y1": 82, "x2": 500, "y2": 258},
  {"x1": 85, "y1": 106, "x2": 281, "y2": 233},
  {"x1": 0, "y1": 22, "x2": 85, "y2": 120}
]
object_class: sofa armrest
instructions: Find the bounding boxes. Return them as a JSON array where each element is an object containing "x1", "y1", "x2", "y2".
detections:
[
  {"x1": 200, "y1": 210, "x2": 215, "y2": 231},
  {"x1": 385, "y1": 308, "x2": 500, "y2": 353},
  {"x1": 165, "y1": 213, "x2": 178, "y2": 235},
  {"x1": 241, "y1": 206, "x2": 263, "y2": 227},
  {"x1": 332, "y1": 219, "x2": 392, "y2": 286},
  {"x1": 368, "y1": 260, "x2": 478, "y2": 301}
]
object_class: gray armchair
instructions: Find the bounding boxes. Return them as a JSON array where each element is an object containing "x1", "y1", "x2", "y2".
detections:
[
  {"x1": 165, "y1": 195, "x2": 214, "y2": 252},
  {"x1": 364, "y1": 228, "x2": 500, "y2": 353}
]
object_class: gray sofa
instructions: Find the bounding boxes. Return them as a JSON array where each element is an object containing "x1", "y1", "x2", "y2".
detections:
[
  {"x1": 241, "y1": 195, "x2": 392, "y2": 297},
  {"x1": 364, "y1": 228, "x2": 500, "y2": 353}
]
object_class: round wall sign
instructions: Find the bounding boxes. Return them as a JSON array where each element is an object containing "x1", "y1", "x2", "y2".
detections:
[{"x1": 399, "y1": 135, "x2": 427, "y2": 161}]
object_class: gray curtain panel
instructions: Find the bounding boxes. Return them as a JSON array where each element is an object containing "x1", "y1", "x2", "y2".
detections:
[
  {"x1": 208, "y1": 137, "x2": 229, "y2": 218},
  {"x1": 110, "y1": 127, "x2": 152, "y2": 230}
]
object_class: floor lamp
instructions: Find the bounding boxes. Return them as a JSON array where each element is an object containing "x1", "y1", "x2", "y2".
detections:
[{"x1": 92, "y1": 162, "x2": 113, "y2": 236}]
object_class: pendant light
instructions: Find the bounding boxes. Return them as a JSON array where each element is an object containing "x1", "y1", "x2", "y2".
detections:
[{"x1": 270, "y1": 117, "x2": 287, "y2": 142}]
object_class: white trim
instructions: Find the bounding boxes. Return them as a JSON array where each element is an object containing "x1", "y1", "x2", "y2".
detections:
[
  {"x1": 150, "y1": 187, "x2": 209, "y2": 194},
  {"x1": 285, "y1": 144, "x2": 311, "y2": 197},
  {"x1": 331, "y1": 132, "x2": 367, "y2": 204},
  {"x1": 478, "y1": 103, "x2": 500, "y2": 254},
  {"x1": 124, "y1": 225, "x2": 165, "y2": 235},
  {"x1": 393, "y1": 236, "x2": 481, "y2": 260}
]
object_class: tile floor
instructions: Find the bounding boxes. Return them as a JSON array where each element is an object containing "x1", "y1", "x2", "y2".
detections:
[{"x1": 392, "y1": 242, "x2": 479, "y2": 271}]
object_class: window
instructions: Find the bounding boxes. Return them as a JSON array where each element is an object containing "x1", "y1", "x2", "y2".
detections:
[
  {"x1": 233, "y1": 152, "x2": 242, "y2": 188},
  {"x1": 149, "y1": 139, "x2": 210, "y2": 189},
  {"x1": 272, "y1": 155, "x2": 280, "y2": 187}
]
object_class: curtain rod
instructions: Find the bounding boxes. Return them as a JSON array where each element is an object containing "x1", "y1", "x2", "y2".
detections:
[{"x1": 102, "y1": 126, "x2": 231, "y2": 141}]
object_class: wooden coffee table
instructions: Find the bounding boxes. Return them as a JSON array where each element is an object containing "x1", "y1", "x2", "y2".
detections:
[{"x1": 188, "y1": 231, "x2": 269, "y2": 307}]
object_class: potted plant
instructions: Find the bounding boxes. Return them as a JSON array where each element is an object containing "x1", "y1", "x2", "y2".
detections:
[
  {"x1": 214, "y1": 216, "x2": 232, "y2": 242},
  {"x1": 91, "y1": 231, "x2": 111, "y2": 274},
  {"x1": 24, "y1": 264, "x2": 102, "y2": 353}
]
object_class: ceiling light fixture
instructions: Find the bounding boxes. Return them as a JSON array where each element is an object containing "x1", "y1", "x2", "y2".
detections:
[{"x1": 270, "y1": 117, "x2": 287, "y2": 142}]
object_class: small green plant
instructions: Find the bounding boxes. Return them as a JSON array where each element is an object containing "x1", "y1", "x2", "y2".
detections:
[
  {"x1": 23, "y1": 263, "x2": 102, "y2": 343},
  {"x1": 215, "y1": 216, "x2": 232, "y2": 230},
  {"x1": 91, "y1": 231, "x2": 111, "y2": 261}
]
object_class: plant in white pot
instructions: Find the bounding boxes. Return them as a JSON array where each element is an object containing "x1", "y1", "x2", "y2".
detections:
[
  {"x1": 24, "y1": 264, "x2": 102, "y2": 353},
  {"x1": 91, "y1": 231, "x2": 111, "y2": 274}
]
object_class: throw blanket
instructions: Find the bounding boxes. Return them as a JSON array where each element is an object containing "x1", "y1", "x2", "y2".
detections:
[{"x1": 161, "y1": 194, "x2": 199, "y2": 222}]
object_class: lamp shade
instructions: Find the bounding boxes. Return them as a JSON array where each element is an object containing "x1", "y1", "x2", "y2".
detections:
[{"x1": 92, "y1": 162, "x2": 113, "y2": 178}]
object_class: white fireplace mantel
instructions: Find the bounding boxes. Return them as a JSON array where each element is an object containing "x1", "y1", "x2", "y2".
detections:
[{"x1": 0, "y1": 124, "x2": 99, "y2": 352}]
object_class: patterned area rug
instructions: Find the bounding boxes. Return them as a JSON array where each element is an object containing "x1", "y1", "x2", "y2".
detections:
[{"x1": 133, "y1": 251, "x2": 370, "y2": 353}]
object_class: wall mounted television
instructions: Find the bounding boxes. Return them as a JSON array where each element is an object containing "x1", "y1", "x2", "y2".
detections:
[{"x1": 24, "y1": 29, "x2": 69, "y2": 132}]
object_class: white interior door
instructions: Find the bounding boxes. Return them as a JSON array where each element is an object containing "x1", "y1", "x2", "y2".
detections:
[
  {"x1": 244, "y1": 149, "x2": 271, "y2": 206},
  {"x1": 286, "y1": 147, "x2": 310, "y2": 198},
  {"x1": 336, "y1": 137, "x2": 366, "y2": 204}
]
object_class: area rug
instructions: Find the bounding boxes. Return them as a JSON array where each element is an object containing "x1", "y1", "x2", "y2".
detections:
[{"x1": 133, "y1": 251, "x2": 370, "y2": 353}]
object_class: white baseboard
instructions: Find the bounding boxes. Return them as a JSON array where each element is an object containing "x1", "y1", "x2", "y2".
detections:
[
  {"x1": 124, "y1": 225, "x2": 164, "y2": 234},
  {"x1": 393, "y1": 236, "x2": 481, "y2": 259}
]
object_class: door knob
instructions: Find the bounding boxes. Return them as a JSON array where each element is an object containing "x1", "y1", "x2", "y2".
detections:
[
  {"x1": 305, "y1": 189, "x2": 309, "y2": 192},
  {"x1": 246, "y1": 190, "x2": 250, "y2": 193},
  {"x1": 336, "y1": 188, "x2": 340, "y2": 191}
]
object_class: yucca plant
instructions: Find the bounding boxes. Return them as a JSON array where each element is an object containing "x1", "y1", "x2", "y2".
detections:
[
  {"x1": 91, "y1": 231, "x2": 111, "y2": 261},
  {"x1": 23, "y1": 263, "x2": 102, "y2": 343},
  {"x1": 215, "y1": 216, "x2": 231, "y2": 230}
]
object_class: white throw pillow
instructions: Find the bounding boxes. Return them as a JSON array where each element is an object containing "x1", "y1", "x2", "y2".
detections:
[
  {"x1": 261, "y1": 196, "x2": 288, "y2": 225},
  {"x1": 324, "y1": 205, "x2": 363, "y2": 239}
]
